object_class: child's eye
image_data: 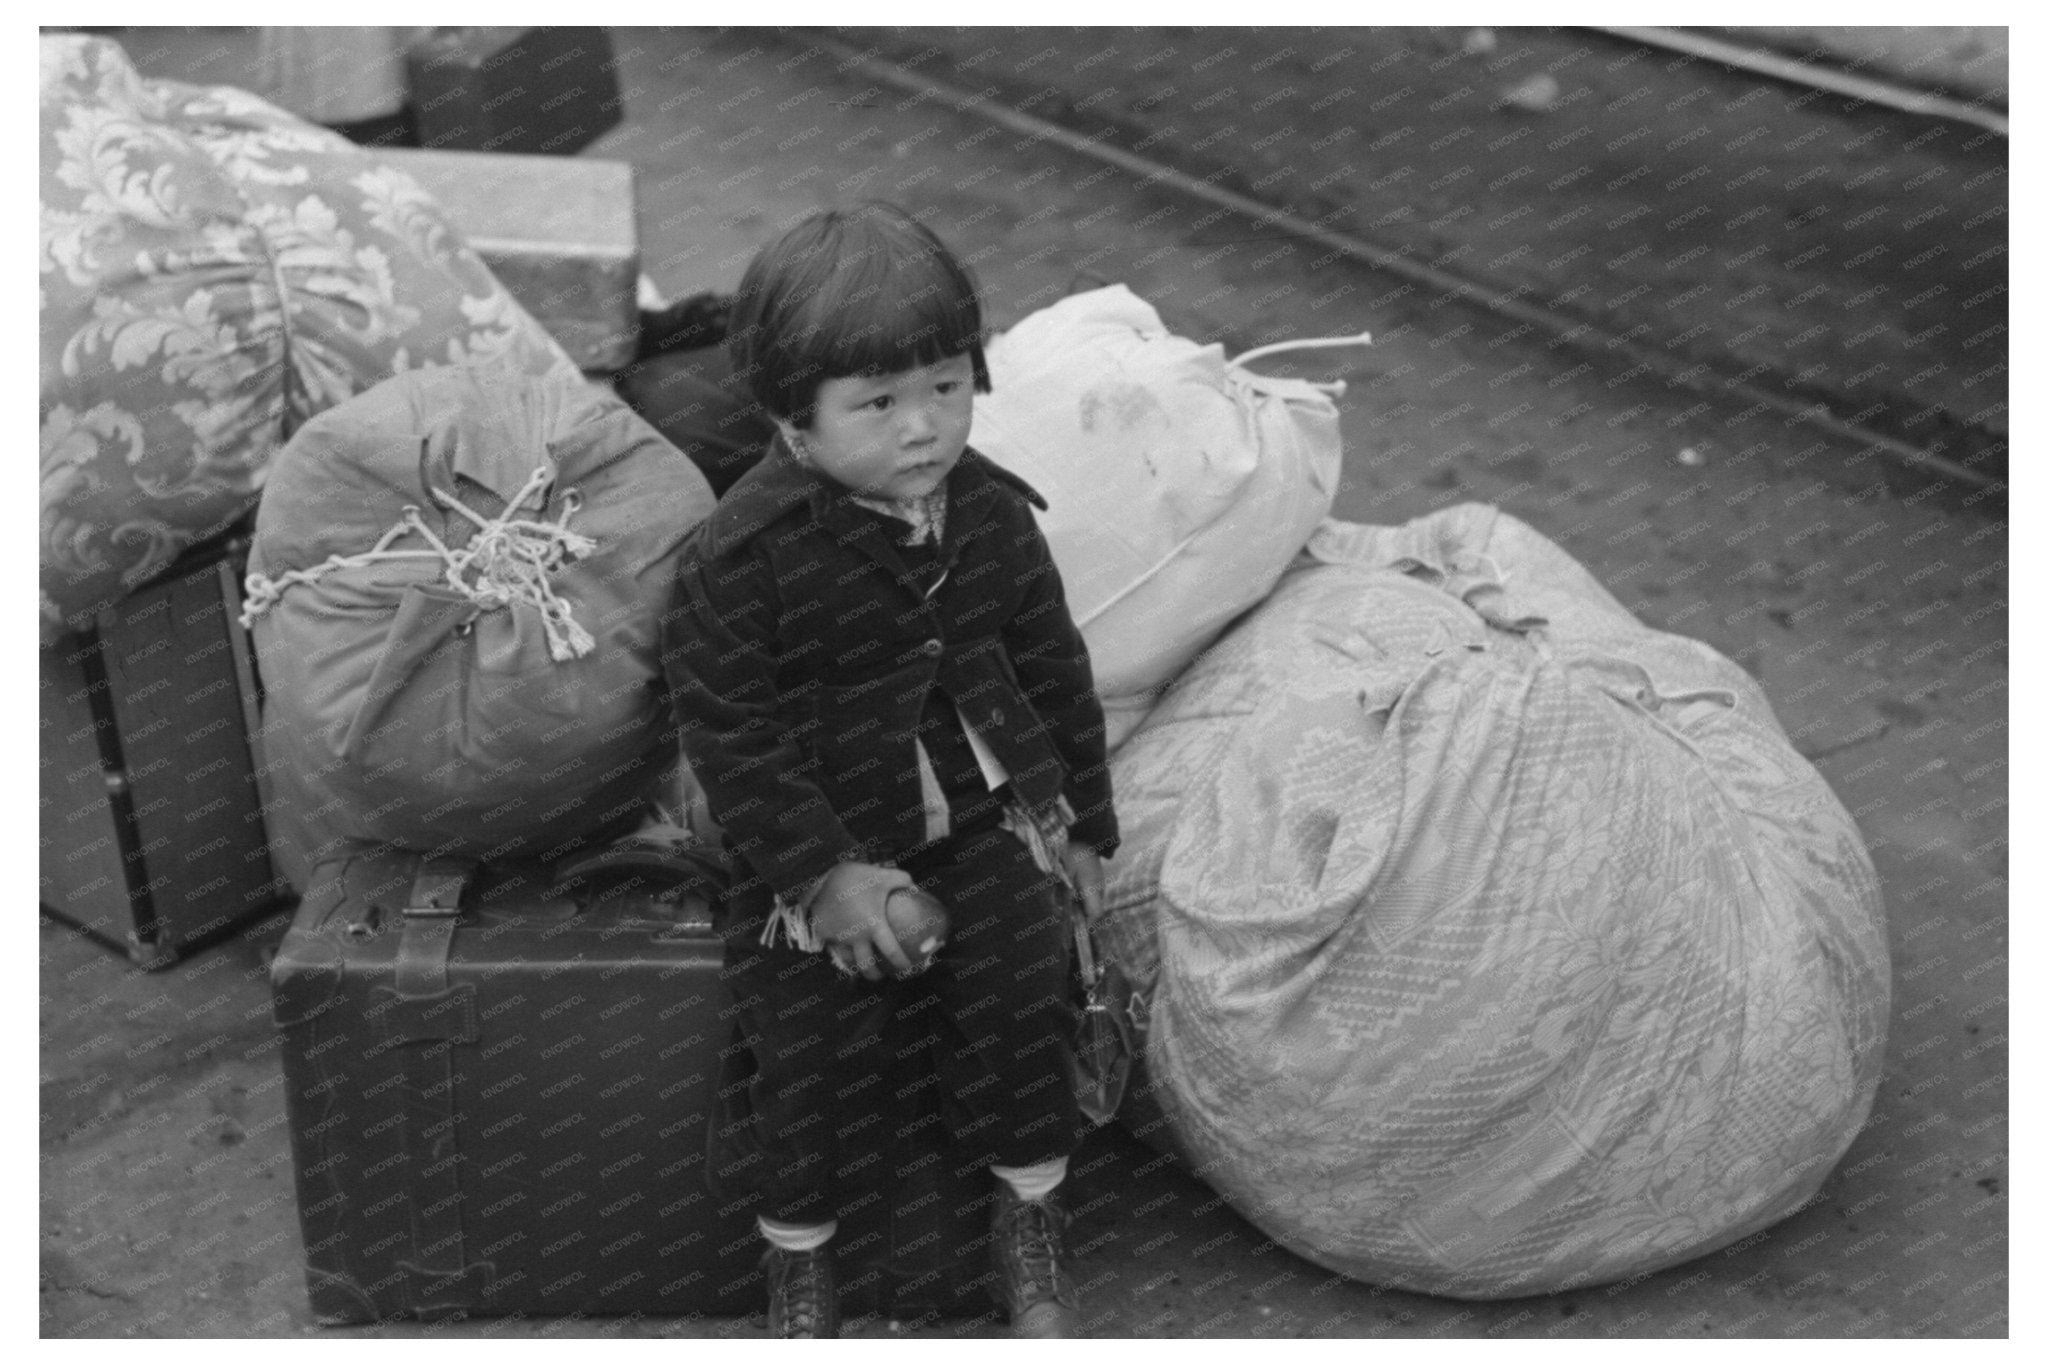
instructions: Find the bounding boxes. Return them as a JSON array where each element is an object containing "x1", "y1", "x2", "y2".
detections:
[
  {"x1": 935, "y1": 381, "x2": 961, "y2": 395},
  {"x1": 865, "y1": 395, "x2": 893, "y2": 412}
]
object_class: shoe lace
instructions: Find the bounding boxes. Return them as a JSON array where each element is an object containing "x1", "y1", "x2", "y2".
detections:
[
  {"x1": 771, "y1": 1248, "x2": 832, "y2": 1337},
  {"x1": 998, "y1": 1197, "x2": 1067, "y2": 1297}
]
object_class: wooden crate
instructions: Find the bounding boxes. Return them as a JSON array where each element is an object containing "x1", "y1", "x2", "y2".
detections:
[{"x1": 39, "y1": 540, "x2": 286, "y2": 968}]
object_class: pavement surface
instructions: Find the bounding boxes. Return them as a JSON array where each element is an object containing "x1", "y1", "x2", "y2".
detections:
[
  {"x1": 41, "y1": 26, "x2": 2008, "y2": 1339},
  {"x1": 1709, "y1": 26, "x2": 2008, "y2": 104},
  {"x1": 829, "y1": 25, "x2": 2008, "y2": 479}
]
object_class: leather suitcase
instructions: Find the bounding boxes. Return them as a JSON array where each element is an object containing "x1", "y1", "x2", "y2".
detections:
[
  {"x1": 407, "y1": 27, "x2": 623, "y2": 157},
  {"x1": 39, "y1": 533, "x2": 286, "y2": 968},
  {"x1": 271, "y1": 846, "x2": 993, "y2": 1324}
]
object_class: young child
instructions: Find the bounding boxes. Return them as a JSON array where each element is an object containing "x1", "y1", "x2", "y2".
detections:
[{"x1": 661, "y1": 202, "x2": 1118, "y2": 1338}]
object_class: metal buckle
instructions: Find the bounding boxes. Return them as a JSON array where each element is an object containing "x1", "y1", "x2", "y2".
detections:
[{"x1": 404, "y1": 858, "x2": 471, "y2": 918}]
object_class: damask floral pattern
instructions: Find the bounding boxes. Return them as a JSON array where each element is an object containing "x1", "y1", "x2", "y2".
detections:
[
  {"x1": 1100, "y1": 504, "x2": 1888, "y2": 1297},
  {"x1": 38, "y1": 34, "x2": 578, "y2": 638}
]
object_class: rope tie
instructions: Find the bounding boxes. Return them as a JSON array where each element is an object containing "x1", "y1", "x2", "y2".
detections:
[
  {"x1": 240, "y1": 463, "x2": 600, "y2": 662},
  {"x1": 1228, "y1": 331, "x2": 1374, "y2": 395}
]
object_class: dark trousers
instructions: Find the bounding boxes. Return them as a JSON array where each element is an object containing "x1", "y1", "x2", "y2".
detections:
[{"x1": 708, "y1": 816, "x2": 1081, "y2": 1224}]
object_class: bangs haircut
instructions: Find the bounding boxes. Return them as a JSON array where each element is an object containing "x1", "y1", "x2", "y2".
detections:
[{"x1": 727, "y1": 201, "x2": 992, "y2": 427}]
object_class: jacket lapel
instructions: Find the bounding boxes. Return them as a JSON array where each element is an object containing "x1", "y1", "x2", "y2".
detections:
[
  {"x1": 818, "y1": 496, "x2": 919, "y2": 589},
  {"x1": 702, "y1": 440, "x2": 1028, "y2": 599},
  {"x1": 714, "y1": 435, "x2": 920, "y2": 588},
  {"x1": 930, "y1": 449, "x2": 1016, "y2": 575},
  {"x1": 820, "y1": 450, "x2": 1020, "y2": 592}
]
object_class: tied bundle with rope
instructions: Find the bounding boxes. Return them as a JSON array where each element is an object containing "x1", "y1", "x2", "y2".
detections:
[
  {"x1": 243, "y1": 464, "x2": 598, "y2": 662},
  {"x1": 969, "y1": 284, "x2": 1371, "y2": 752},
  {"x1": 246, "y1": 365, "x2": 717, "y2": 890},
  {"x1": 1095, "y1": 504, "x2": 1888, "y2": 1298}
]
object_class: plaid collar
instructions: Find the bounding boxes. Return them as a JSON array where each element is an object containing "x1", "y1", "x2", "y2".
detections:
[
  {"x1": 698, "y1": 437, "x2": 1046, "y2": 561},
  {"x1": 849, "y1": 486, "x2": 948, "y2": 546}
]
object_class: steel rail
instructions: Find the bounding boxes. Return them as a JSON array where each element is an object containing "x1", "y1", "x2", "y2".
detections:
[
  {"x1": 791, "y1": 32, "x2": 1998, "y2": 495},
  {"x1": 1592, "y1": 27, "x2": 2008, "y2": 137}
]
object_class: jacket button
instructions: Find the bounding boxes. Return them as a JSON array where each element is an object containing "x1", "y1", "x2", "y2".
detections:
[
  {"x1": 920, "y1": 638, "x2": 942, "y2": 657},
  {"x1": 990, "y1": 708, "x2": 1005, "y2": 727}
]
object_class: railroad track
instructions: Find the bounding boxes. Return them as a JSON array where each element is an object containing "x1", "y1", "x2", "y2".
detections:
[
  {"x1": 785, "y1": 28, "x2": 2006, "y2": 498},
  {"x1": 1594, "y1": 27, "x2": 2006, "y2": 135}
]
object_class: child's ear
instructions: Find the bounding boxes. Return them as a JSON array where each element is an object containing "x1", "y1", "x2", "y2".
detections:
[{"x1": 772, "y1": 417, "x2": 808, "y2": 461}]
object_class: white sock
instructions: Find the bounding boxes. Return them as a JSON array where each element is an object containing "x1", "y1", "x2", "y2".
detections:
[
  {"x1": 757, "y1": 1216, "x2": 836, "y2": 1252},
  {"x1": 991, "y1": 1156, "x2": 1068, "y2": 1203}
]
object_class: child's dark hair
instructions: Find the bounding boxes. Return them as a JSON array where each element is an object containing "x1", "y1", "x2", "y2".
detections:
[{"x1": 726, "y1": 201, "x2": 992, "y2": 428}]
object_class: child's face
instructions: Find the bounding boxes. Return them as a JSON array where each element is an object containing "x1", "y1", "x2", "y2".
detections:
[{"x1": 785, "y1": 355, "x2": 975, "y2": 501}]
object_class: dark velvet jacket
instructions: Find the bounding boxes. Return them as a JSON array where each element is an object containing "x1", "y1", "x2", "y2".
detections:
[{"x1": 661, "y1": 437, "x2": 1118, "y2": 902}]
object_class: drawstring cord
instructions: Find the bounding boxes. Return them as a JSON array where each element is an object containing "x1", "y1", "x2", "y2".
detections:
[
  {"x1": 240, "y1": 463, "x2": 598, "y2": 662},
  {"x1": 1228, "y1": 331, "x2": 1374, "y2": 395}
]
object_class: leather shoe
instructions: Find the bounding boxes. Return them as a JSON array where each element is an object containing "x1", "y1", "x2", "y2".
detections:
[
  {"x1": 763, "y1": 1243, "x2": 838, "y2": 1338},
  {"x1": 990, "y1": 1185, "x2": 1080, "y2": 1338}
]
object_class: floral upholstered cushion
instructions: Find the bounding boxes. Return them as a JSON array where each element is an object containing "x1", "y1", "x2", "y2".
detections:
[{"x1": 38, "y1": 34, "x2": 580, "y2": 639}]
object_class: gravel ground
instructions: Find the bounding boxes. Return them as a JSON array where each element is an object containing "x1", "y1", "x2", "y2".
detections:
[{"x1": 42, "y1": 26, "x2": 2007, "y2": 1340}]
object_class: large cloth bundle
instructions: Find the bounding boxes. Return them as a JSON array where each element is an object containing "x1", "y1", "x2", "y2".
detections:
[
  {"x1": 247, "y1": 366, "x2": 716, "y2": 890},
  {"x1": 970, "y1": 285, "x2": 1364, "y2": 746},
  {"x1": 39, "y1": 34, "x2": 577, "y2": 640},
  {"x1": 1097, "y1": 503, "x2": 1889, "y2": 1298}
]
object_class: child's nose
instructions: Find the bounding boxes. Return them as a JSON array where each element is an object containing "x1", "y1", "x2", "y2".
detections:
[{"x1": 901, "y1": 402, "x2": 938, "y2": 443}]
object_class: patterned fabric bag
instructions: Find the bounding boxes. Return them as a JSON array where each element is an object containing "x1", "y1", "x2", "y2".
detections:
[
  {"x1": 1098, "y1": 503, "x2": 1889, "y2": 1297},
  {"x1": 38, "y1": 34, "x2": 577, "y2": 639}
]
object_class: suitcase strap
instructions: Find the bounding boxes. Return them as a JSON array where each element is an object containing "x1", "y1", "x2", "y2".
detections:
[
  {"x1": 378, "y1": 857, "x2": 493, "y2": 1312},
  {"x1": 393, "y1": 858, "x2": 470, "y2": 998}
]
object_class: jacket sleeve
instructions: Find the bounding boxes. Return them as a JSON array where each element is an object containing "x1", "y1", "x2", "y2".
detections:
[
  {"x1": 661, "y1": 533, "x2": 864, "y2": 899},
  {"x1": 997, "y1": 506, "x2": 1120, "y2": 859}
]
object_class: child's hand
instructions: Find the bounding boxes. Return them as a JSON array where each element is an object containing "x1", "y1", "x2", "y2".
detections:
[
  {"x1": 1062, "y1": 843, "x2": 1107, "y2": 920},
  {"x1": 808, "y1": 861, "x2": 917, "y2": 980}
]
